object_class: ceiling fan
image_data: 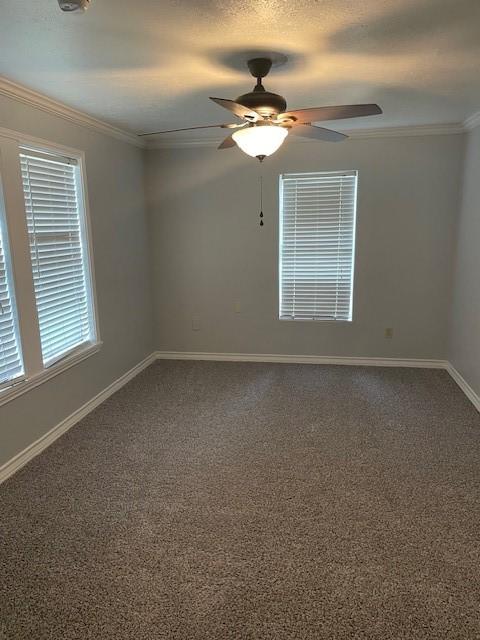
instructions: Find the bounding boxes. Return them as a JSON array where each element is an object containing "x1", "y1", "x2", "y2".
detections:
[{"x1": 140, "y1": 57, "x2": 382, "y2": 161}]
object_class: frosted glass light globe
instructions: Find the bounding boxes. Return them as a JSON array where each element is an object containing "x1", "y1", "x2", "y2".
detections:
[{"x1": 232, "y1": 125, "x2": 288, "y2": 159}]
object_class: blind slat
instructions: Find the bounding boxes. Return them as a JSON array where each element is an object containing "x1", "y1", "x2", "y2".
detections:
[
  {"x1": 279, "y1": 171, "x2": 357, "y2": 321},
  {"x1": 21, "y1": 152, "x2": 94, "y2": 366}
]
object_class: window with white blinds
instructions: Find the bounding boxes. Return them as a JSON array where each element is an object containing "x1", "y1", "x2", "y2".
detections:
[
  {"x1": 279, "y1": 171, "x2": 358, "y2": 321},
  {"x1": 20, "y1": 150, "x2": 95, "y2": 366},
  {"x1": 0, "y1": 202, "x2": 23, "y2": 388}
]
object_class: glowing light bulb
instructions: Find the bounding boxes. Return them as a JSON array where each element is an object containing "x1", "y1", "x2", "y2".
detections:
[{"x1": 232, "y1": 124, "x2": 288, "y2": 160}]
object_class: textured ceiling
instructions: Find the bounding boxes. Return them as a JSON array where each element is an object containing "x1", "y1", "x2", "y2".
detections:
[{"x1": 1, "y1": 0, "x2": 480, "y2": 138}]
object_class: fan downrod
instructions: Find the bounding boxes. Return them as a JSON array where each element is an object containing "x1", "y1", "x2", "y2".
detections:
[{"x1": 237, "y1": 56, "x2": 287, "y2": 117}]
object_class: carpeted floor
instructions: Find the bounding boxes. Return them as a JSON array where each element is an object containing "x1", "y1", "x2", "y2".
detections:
[{"x1": 1, "y1": 361, "x2": 480, "y2": 639}]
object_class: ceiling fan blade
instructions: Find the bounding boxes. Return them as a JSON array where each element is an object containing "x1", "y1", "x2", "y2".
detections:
[
  {"x1": 278, "y1": 104, "x2": 382, "y2": 124},
  {"x1": 210, "y1": 97, "x2": 261, "y2": 122},
  {"x1": 289, "y1": 124, "x2": 348, "y2": 142},
  {"x1": 218, "y1": 134, "x2": 236, "y2": 149},
  {"x1": 138, "y1": 123, "x2": 238, "y2": 137}
]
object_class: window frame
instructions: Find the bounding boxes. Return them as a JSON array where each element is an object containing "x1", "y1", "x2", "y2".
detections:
[
  {"x1": 0, "y1": 127, "x2": 101, "y2": 407},
  {"x1": 278, "y1": 170, "x2": 359, "y2": 323},
  {"x1": 0, "y1": 172, "x2": 25, "y2": 391}
]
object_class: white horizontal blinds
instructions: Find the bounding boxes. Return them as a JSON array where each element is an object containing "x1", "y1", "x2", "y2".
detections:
[
  {"x1": 20, "y1": 150, "x2": 93, "y2": 366},
  {"x1": 280, "y1": 171, "x2": 357, "y2": 321},
  {"x1": 0, "y1": 205, "x2": 23, "y2": 387}
]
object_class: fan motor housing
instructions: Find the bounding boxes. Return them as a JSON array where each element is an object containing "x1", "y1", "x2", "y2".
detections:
[{"x1": 236, "y1": 89, "x2": 287, "y2": 117}]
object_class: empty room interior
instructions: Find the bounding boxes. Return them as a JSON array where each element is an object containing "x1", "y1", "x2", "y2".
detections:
[{"x1": 1, "y1": 0, "x2": 480, "y2": 638}]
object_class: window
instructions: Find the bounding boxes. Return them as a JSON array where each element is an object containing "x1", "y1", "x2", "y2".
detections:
[
  {"x1": 279, "y1": 171, "x2": 358, "y2": 321},
  {"x1": 0, "y1": 188, "x2": 23, "y2": 389},
  {"x1": 0, "y1": 133, "x2": 98, "y2": 404},
  {"x1": 20, "y1": 151, "x2": 95, "y2": 366}
]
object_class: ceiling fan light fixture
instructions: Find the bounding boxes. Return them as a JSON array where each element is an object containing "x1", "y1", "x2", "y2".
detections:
[
  {"x1": 232, "y1": 124, "x2": 288, "y2": 160},
  {"x1": 140, "y1": 55, "x2": 382, "y2": 155}
]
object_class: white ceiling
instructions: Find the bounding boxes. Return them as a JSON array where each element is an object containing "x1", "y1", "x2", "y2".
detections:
[{"x1": 1, "y1": 0, "x2": 480, "y2": 138}]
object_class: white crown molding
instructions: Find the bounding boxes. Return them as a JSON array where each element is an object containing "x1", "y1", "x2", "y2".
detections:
[
  {"x1": 344, "y1": 122, "x2": 465, "y2": 138},
  {"x1": 463, "y1": 110, "x2": 480, "y2": 131},
  {"x1": 0, "y1": 352, "x2": 156, "y2": 485},
  {"x1": 2, "y1": 74, "x2": 479, "y2": 148},
  {"x1": 2, "y1": 74, "x2": 480, "y2": 148},
  {"x1": 0, "y1": 76, "x2": 144, "y2": 148},
  {"x1": 146, "y1": 137, "x2": 220, "y2": 150},
  {"x1": 146, "y1": 122, "x2": 465, "y2": 149}
]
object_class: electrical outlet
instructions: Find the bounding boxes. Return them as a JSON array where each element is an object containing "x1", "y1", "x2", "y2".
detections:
[
  {"x1": 384, "y1": 327, "x2": 394, "y2": 339},
  {"x1": 234, "y1": 301, "x2": 241, "y2": 313},
  {"x1": 192, "y1": 314, "x2": 200, "y2": 331}
]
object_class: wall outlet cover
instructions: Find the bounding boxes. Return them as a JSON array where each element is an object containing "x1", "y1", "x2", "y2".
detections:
[{"x1": 192, "y1": 315, "x2": 200, "y2": 331}]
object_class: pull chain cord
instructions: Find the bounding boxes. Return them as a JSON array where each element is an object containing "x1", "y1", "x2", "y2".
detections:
[{"x1": 259, "y1": 174, "x2": 264, "y2": 227}]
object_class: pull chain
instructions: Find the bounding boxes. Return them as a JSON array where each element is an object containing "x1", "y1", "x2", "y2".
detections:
[{"x1": 259, "y1": 174, "x2": 264, "y2": 227}]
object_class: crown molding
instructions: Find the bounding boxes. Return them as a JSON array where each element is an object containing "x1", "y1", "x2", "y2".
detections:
[
  {"x1": 345, "y1": 122, "x2": 464, "y2": 138},
  {"x1": 0, "y1": 76, "x2": 144, "y2": 148},
  {"x1": 463, "y1": 110, "x2": 480, "y2": 131},
  {"x1": 146, "y1": 137, "x2": 221, "y2": 149},
  {"x1": 145, "y1": 121, "x2": 466, "y2": 149},
  {"x1": 2, "y1": 74, "x2": 478, "y2": 148}
]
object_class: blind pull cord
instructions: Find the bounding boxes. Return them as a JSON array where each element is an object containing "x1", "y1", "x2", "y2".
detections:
[{"x1": 259, "y1": 173, "x2": 264, "y2": 227}]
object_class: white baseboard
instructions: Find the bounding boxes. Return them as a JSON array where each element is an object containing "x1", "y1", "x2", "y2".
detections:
[
  {"x1": 0, "y1": 352, "x2": 156, "y2": 485},
  {"x1": 155, "y1": 351, "x2": 448, "y2": 369},
  {"x1": 156, "y1": 351, "x2": 480, "y2": 412},
  {"x1": 446, "y1": 364, "x2": 480, "y2": 412},
  {"x1": 1, "y1": 351, "x2": 477, "y2": 486}
]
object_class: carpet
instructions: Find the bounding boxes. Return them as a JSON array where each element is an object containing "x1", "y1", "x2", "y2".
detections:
[{"x1": 1, "y1": 361, "x2": 479, "y2": 639}]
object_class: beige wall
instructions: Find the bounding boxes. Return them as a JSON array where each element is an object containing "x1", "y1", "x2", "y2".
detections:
[
  {"x1": 146, "y1": 134, "x2": 464, "y2": 359},
  {"x1": 0, "y1": 94, "x2": 154, "y2": 467},
  {"x1": 449, "y1": 126, "x2": 480, "y2": 396},
  {"x1": 0, "y1": 106, "x2": 475, "y2": 470}
]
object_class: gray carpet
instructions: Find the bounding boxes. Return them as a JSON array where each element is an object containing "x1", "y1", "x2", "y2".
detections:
[{"x1": 1, "y1": 361, "x2": 480, "y2": 639}]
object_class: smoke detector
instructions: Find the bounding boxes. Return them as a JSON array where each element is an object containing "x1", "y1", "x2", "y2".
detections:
[{"x1": 57, "y1": 0, "x2": 91, "y2": 11}]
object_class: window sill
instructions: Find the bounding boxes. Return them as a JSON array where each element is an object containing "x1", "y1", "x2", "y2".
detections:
[
  {"x1": 279, "y1": 317, "x2": 353, "y2": 323},
  {"x1": 0, "y1": 341, "x2": 102, "y2": 408}
]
